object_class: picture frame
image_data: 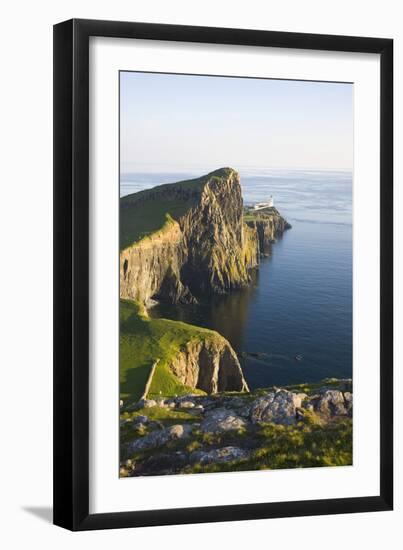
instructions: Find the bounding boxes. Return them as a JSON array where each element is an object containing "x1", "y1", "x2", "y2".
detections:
[{"x1": 53, "y1": 18, "x2": 393, "y2": 531}]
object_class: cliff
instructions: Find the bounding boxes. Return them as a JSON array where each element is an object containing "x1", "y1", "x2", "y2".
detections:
[
  {"x1": 120, "y1": 168, "x2": 289, "y2": 305},
  {"x1": 244, "y1": 207, "x2": 292, "y2": 255},
  {"x1": 166, "y1": 337, "x2": 248, "y2": 394},
  {"x1": 119, "y1": 168, "x2": 289, "y2": 400},
  {"x1": 120, "y1": 299, "x2": 248, "y2": 405}
]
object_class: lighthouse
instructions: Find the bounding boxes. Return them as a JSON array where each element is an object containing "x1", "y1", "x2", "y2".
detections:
[{"x1": 253, "y1": 195, "x2": 274, "y2": 211}]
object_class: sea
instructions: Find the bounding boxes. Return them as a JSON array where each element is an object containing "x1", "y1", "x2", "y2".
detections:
[{"x1": 120, "y1": 168, "x2": 352, "y2": 389}]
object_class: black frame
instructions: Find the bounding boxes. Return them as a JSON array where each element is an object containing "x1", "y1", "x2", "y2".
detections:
[{"x1": 53, "y1": 18, "x2": 393, "y2": 531}]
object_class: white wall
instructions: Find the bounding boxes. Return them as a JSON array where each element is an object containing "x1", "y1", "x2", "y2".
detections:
[{"x1": 0, "y1": 0, "x2": 401, "y2": 548}]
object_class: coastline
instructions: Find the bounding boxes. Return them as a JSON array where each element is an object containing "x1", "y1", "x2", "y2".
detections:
[{"x1": 119, "y1": 168, "x2": 352, "y2": 475}]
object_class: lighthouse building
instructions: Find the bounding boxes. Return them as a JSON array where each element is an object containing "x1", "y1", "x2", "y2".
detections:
[{"x1": 253, "y1": 195, "x2": 274, "y2": 211}]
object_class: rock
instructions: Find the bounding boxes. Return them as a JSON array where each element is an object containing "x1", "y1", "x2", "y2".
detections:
[
  {"x1": 314, "y1": 390, "x2": 347, "y2": 416},
  {"x1": 250, "y1": 390, "x2": 307, "y2": 425},
  {"x1": 237, "y1": 405, "x2": 252, "y2": 418},
  {"x1": 168, "y1": 338, "x2": 249, "y2": 394},
  {"x1": 343, "y1": 392, "x2": 353, "y2": 415},
  {"x1": 303, "y1": 401, "x2": 314, "y2": 412},
  {"x1": 133, "y1": 415, "x2": 148, "y2": 425},
  {"x1": 129, "y1": 424, "x2": 192, "y2": 451},
  {"x1": 245, "y1": 209, "x2": 291, "y2": 255},
  {"x1": 200, "y1": 409, "x2": 247, "y2": 433},
  {"x1": 139, "y1": 398, "x2": 157, "y2": 409},
  {"x1": 191, "y1": 446, "x2": 249, "y2": 465},
  {"x1": 178, "y1": 400, "x2": 195, "y2": 408},
  {"x1": 164, "y1": 398, "x2": 177, "y2": 407},
  {"x1": 169, "y1": 424, "x2": 191, "y2": 438},
  {"x1": 125, "y1": 459, "x2": 135, "y2": 470}
]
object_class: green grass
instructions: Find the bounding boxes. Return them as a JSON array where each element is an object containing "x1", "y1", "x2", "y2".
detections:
[
  {"x1": 120, "y1": 299, "x2": 221, "y2": 405},
  {"x1": 243, "y1": 208, "x2": 277, "y2": 222},
  {"x1": 120, "y1": 200, "x2": 194, "y2": 251},
  {"x1": 120, "y1": 168, "x2": 236, "y2": 250},
  {"x1": 122, "y1": 406, "x2": 352, "y2": 473},
  {"x1": 182, "y1": 417, "x2": 352, "y2": 474},
  {"x1": 120, "y1": 407, "x2": 201, "y2": 449}
]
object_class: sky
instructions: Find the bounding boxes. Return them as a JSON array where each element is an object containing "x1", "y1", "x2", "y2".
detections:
[{"x1": 120, "y1": 71, "x2": 353, "y2": 174}]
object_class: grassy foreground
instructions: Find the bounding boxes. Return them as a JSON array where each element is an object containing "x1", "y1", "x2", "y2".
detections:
[{"x1": 120, "y1": 396, "x2": 352, "y2": 474}]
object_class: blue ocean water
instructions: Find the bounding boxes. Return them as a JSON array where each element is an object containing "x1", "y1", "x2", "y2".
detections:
[{"x1": 121, "y1": 169, "x2": 352, "y2": 389}]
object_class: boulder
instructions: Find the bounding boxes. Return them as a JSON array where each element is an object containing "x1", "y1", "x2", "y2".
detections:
[
  {"x1": 129, "y1": 424, "x2": 192, "y2": 451},
  {"x1": 135, "y1": 398, "x2": 157, "y2": 409},
  {"x1": 250, "y1": 390, "x2": 307, "y2": 425},
  {"x1": 191, "y1": 446, "x2": 249, "y2": 465},
  {"x1": 133, "y1": 415, "x2": 148, "y2": 425},
  {"x1": 314, "y1": 390, "x2": 347, "y2": 416},
  {"x1": 200, "y1": 408, "x2": 247, "y2": 433}
]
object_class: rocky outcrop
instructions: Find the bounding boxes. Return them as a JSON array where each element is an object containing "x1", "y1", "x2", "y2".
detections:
[
  {"x1": 250, "y1": 390, "x2": 307, "y2": 425},
  {"x1": 120, "y1": 379, "x2": 353, "y2": 477},
  {"x1": 167, "y1": 337, "x2": 249, "y2": 393},
  {"x1": 120, "y1": 168, "x2": 289, "y2": 305},
  {"x1": 128, "y1": 424, "x2": 192, "y2": 452},
  {"x1": 178, "y1": 170, "x2": 259, "y2": 296},
  {"x1": 200, "y1": 409, "x2": 247, "y2": 433},
  {"x1": 245, "y1": 208, "x2": 292, "y2": 255}
]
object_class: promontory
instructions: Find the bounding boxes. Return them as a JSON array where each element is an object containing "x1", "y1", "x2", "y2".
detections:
[{"x1": 119, "y1": 168, "x2": 290, "y2": 405}]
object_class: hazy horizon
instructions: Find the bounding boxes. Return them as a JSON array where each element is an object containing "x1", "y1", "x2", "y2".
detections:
[{"x1": 120, "y1": 72, "x2": 353, "y2": 174}]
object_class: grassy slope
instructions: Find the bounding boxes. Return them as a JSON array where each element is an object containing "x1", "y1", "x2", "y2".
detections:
[
  {"x1": 120, "y1": 200, "x2": 194, "y2": 251},
  {"x1": 120, "y1": 299, "x2": 227, "y2": 404},
  {"x1": 120, "y1": 168, "x2": 234, "y2": 250}
]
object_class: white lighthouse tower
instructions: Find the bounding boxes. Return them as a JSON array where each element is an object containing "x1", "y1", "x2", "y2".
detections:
[{"x1": 253, "y1": 195, "x2": 274, "y2": 211}]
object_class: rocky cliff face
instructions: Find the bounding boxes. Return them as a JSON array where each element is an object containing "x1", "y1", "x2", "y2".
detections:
[
  {"x1": 245, "y1": 208, "x2": 292, "y2": 255},
  {"x1": 119, "y1": 168, "x2": 290, "y2": 397},
  {"x1": 120, "y1": 168, "x2": 289, "y2": 305},
  {"x1": 167, "y1": 337, "x2": 249, "y2": 394},
  {"x1": 120, "y1": 218, "x2": 193, "y2": 304}
]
